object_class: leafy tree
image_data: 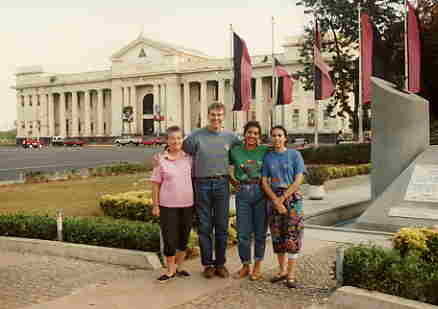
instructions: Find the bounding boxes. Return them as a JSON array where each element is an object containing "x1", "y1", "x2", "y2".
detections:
[{"x1": 295, "y1": 0, "x2": 405, "y2": 138}]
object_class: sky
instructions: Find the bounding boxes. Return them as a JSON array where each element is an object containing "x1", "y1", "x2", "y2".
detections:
[{"x1": 0, "y1": 0, "x2": 308, "y2": 131}]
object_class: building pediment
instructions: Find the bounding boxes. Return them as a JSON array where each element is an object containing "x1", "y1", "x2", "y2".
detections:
[{"x1": 111, "y1": 34, "x2": 211, "y2": 65}]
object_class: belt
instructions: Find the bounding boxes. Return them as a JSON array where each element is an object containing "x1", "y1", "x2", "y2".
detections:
[
  {"x1": 195, "y1": 175, "x2": 228, "y2": 180},
  {"x1": 241, "y1": 178, "x2": 261, "y2": 185}
]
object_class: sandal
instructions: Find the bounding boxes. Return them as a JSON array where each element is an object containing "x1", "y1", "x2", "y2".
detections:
[
  {"x1": 285, "y1": 278, "x2": 302, "y2": 289},
  {"x1": 270, "y1": 273, "x2": 287, "y2": 283},
  {"x1": 250, "y1": 272, "x2": 263, "y2": 281}
]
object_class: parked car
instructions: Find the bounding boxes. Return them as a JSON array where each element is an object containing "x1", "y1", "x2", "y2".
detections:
[
  {"x1": 22, "y1": 139, "x2": 43, "y2": 149},
  {"x1": 142, "y1": 137, "x2": 166, "y2": 147},
  {"x1": 63, "y1": 139, "x2": 86, "y2": 147},
  {"x1": 291, "y1": 137, "x2": 309, "y2": 148},
  {"x1": 113, "y1": 136, "x2": 142, "y2": 146},
  {"x1": 51, "y1": 136, "x2": 64, "y2": 146}
]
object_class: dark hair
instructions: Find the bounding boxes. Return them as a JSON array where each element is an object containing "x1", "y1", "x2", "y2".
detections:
[
  {"x1": 166, "y1": 125, "x2": 183, "y2": 138},
  {"x1": 270, "y1": 125, "x2": 288, "y2": 146},
  {"x1": 243, "y1": 121, "x2": 262, "y2": 136},
  {"x1": 207, "y1": 102, "x2": 225, "y2": 114}
]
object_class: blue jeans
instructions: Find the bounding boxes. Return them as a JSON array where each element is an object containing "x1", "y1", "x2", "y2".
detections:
[
  {"x1": 236, "y1": 184, "x2": 267, "y2": 264},
  {"x1": 194, "y1": 178, "x2": 230, "y2": 267}
]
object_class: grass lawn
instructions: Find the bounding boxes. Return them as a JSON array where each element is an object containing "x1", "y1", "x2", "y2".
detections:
[{"x1": 0, "y1": 173, "x2": 152, "y2": 217}]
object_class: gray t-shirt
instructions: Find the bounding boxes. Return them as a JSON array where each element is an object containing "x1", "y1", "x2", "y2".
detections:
[{"x1": 183, "y1": 127, "x2": 240, "y2": 178}]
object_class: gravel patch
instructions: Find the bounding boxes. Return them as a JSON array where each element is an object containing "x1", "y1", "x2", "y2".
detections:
[
  {"x1": 173, "y1": 246, "x2": 337, "y2": 309},
  {"x1": 0, "y1": 251, "x2": 149, "y2": 309}
]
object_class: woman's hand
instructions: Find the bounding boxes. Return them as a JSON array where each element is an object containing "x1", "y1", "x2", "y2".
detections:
[
  {"x1": 152, "y1": 205, "x2": 160, "y2": 217},
  {"x1": 230, "y1": 178, "x2": 240, "y2": 191},
  {"x1": 273, "y1": 197, "x2": 287, "y2": 215}
]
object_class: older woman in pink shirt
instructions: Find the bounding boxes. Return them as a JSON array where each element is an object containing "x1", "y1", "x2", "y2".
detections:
[{"x1": 151, "y1": 126, "x2": 194, "y2": 282}]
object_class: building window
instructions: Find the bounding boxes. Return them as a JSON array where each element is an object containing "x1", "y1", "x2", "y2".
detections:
[
  {"x1": 307, "y1": 109, "x2": 315, "y2": 127},
  {"x1": 29, "y1": 96, "x2": 32, "y2": 107},
  {"x1": 104, "y1": 122, "x2": 106, "y2": 133},
  {"x1": 37, "y1": 96, "x2": 40, "y2": 106},
  {"x1": 78, "y1": 123, "x2": 81, "y2": 133},
  {"x1": 251, "y1": 78, "x2": 256, "y2": 99},
  {"x1": 292, "y1": 109, "x2": 300, "y2": 128},
  {"x1": 91, "y1": 123, "x2": 94, "y2": 133},
  {"x1": 323, "y1": 109, "x2": 330, "y2": 128},
  {"x1": 65, "y1": 101, "x2": 68, "y2": 110}
]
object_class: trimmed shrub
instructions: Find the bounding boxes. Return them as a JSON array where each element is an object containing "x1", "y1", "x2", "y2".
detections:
[
  {"x1": 99, "y1": 191, "x2": 157, "y2": 223},
  {"x1": 63, "y1": 217, "x2": 160, "y2": 252},
  {"x1": 300, "y1": 143, "x2": 370, "y2": 165},
  {"x1": 392, "y1": 227, "x2": 438, "y2": 263},
  {"x1": 303, "y1": 164, "x2": 371, "y2": 184},
  {"x1": 90, "y1": 162, "x2": 150, "y2": 177},
  {"x1": 305, "y1": 166, "x2": 331, "y2": 185},
  {"x1": 0, "y1": 213, "x2": 160, "y2": 252},
  {"x1": 343, "y1": 244, "x2": 438, "y2": 305},
  {"x1": 0, "y1": 213, "x2": 57, "y2": 240}
]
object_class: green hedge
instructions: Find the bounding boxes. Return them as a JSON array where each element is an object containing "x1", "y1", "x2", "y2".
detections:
[
  {"x1": 99, "y1": 191, "x2": 157, "y2": 223},
  {"x1": 300, "y1": 143, "x2": 370, "y2": 165},
  {"x1": 344, "y1": 244, "x2": 438, "y2": 305},
  {"x1": 90, "y1": 162, "x2": 151, "y2": 176},
  {"x1": 0, "y1": 214, "x2": 160, "y2": 252}
]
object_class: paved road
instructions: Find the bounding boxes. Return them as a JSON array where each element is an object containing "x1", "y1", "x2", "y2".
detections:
[{"x1": 0, "y1": 146, "x2": 161, "y2": 181}]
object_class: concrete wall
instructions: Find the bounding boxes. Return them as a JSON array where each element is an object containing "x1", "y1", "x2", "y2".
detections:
[{"x1": 371, "y1": 77, "x2": 429, "y2": 200}]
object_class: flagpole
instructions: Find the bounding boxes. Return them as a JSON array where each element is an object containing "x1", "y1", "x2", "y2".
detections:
[
  {"x1": 271, "y1": 16, "x2": 276, "y2": 129},
  {"x1": 405, "y1": 0, "x2": 408, "y2": 91},
  {"x1": 313, "y1": 12, "x2": 319, "y2": 147},
  {"x1": 230, "y1": 24, "x2": 235, "y2": 131},
  {"x1": 358, "y1": 3, "x2": 364, "y2": 143}
]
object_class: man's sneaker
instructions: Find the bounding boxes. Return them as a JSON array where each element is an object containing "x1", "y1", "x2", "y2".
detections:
[
  {"x1": 215, "y1": 266, "x2": 230, "y2": 278},
  {"x1": 157, "y1": 273, "x2": 176, "y2": 283},
  {"x1": 176, "y1": 269, "x2": 191, "y2": 277},
  {"x1": 203, "y1": 266, "x2": 216, "y2": 279}
]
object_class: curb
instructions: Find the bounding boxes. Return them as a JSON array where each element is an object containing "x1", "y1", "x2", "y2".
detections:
[
  {"x1": 0, "y1": 236, "x2": 162, "y2": 270},
  {"x1": 328, "y1": 286, "x2": 437, "y2": 309}
]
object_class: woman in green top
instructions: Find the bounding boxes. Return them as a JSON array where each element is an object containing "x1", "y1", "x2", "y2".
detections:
[{"x1": 229, "y1": 121, "x2": 269, "y2": 281}]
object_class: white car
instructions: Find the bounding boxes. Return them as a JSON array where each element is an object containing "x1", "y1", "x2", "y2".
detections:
[{"x1": 113, "y1": 136, "x2": 142, "y2": 146}]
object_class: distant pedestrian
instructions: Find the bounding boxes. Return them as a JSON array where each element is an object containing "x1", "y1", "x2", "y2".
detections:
[
  {"x1": 229, "y1": 121, "x2": 269, "y2": 281},
  {"x1": 261, "y1": 125, "x2": 306, "y2": 288},
  {"x1": 183, "y1": 102, "x2": 240, "y2": 279},
  {"x1": 151, "y1": 126, "x2": 194, "y2": 282}
]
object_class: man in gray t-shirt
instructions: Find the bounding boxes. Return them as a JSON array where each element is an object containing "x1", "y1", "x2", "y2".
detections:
[{"x1": 183, "y1": 103, "x2": 240, "y2": 279}]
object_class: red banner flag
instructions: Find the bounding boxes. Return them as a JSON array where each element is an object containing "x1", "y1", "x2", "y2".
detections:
[
  {"x1": 233, "y1": 32, "x2": 252, "y2": 111},
  {"x1": 407, "y1": 2, "x2": 421, "y2": 93},
  {"x1": 275, "y1": 58, "x2": 294, "y2": 105},
  {"x1": 314, "y1": 20, "x2": 335, "y2": 100},
  {"x1": 361, "y1": 13, "x2": 373, "y2": 104}
]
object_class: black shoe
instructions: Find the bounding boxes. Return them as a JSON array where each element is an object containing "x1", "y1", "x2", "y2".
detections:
[
  {"x1": 285, "y1": 279, "x2": 303, "y2": 289},
  {"x1": 157, "y1": 273, "x2": 176, "y2": 283},
  {"x1": 176, "y1": 270, "x2": 191, "y2": 277},
  {"x1": 270, "y1": 274, "x2": 288, "y2": 283}
]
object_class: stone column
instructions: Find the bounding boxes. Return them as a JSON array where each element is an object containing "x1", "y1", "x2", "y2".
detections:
[
  {"x1": 16, "y1": 95, "x2": 22, "y2": 137},
  {"x1": 183, "y1": 82, "x2": 191, "y2": 134},
  {"x1": 40, "y1": 93, "x2": 48, "y2": 137},
  {"x1": 123, "y1": 86, "x2": 131, "y2": 134},
  {"x1": 97, "y1": 89, "x2": 104, "y2": 136},
  {"x1": 255, "y1": 77, "x2": 263, "y2": 123},
  {"x1": 48, "y1": 93, "x2": 54, "y2": 137},
  {"x1": 160, "y1": 84, "x2": 167, "y2": 128},
  {"x1": 71, "y1": 91, "x2": 79, "y2": 137},
  {"x1": 166, "y1": 77, "x2": 182, "y2": 127},
  {"x1": 32, "y1": 94, "x2": 39, "y2": 137},
  {"x1": 59, "y1": 92, "x2": 66, "y2": 137},
  {"x1": 84, "y1": 90, "x2": 91, "y2": 137},
  {"x1": 111, "y1": 86, "x2": 123, "y2": 137},
  {"x1": 200, "y1": 80, "x2": 208, "y2": 127},
  {"x1": 218, "y1": 79, "x2": 225, "y2": 104},
  {"x1": 130, "y1": 86, "x2": 137, "y2": 134},
  {"x1": 153, "y1": 84, "x2": 160, "y2": 135}
]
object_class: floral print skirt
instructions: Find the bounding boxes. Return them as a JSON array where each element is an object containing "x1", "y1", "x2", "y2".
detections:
[{"x1": 267, "y1": 188, "x2": 304, "y2": 255}]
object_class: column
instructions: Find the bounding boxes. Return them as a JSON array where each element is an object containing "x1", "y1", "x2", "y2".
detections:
[
  {"x1": 200, "y1": 80, "x2": 208, "y2": 127},
  {"x1": 130, "y1": 86, "x2": 137, "y2": 134},
  {"x1": 153, "y1": 84, "x2": 160, "y2": 135},
  {"x1": 97, "y1": 89, "x2": 104, "y2": 136},
  {"x1": 218, "y1": 79, "x2": 225, "y2": 104},
  {"x1": 33, "y1": 94, "x2": 39, "y2": 137},
  {"x1": 160, "y1": 84, "x2": 167, "y2": 129},
  {"x1": 59, "y1": 92, "x2": 66, "y2": 137},
  {"x1": 71, "y1": 91, "x2": 79, "y2": 137},
  {"x1": 255, "y1": 77, "x2": 263, "y2": 123},
  {"x1": 183, "y1": 82, "x2": 191, "y2": 134},
  {"x1": 166, "y1": 77, "x2": 182, "y2": 127},
  {"x1": 84, "y1": 90, "x2": 91, "y2": 136},
  {"x1": 48, "y1": 93, "x2": 54, "y2": 137},
  {"x1": 40, "y1": 93, "x2": 48, "y2": 137},
  {"x1": 16, "y1": 95, "x2": 22, "y2": 137},
  {"x1": 124, "y1": 86, "x2": 131, "y2": 134},
  {"x1": 110, "y1": 86, "x2": 123, "y2": 137}
]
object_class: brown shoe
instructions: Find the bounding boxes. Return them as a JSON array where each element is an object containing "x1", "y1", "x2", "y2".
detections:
[
  {"x1": 203, "y1": 266, "x2": 216, "y2": 279},
  {"x1": 233, "y1": 266, "x2": 251, "y2": 279},
  {"x1": 215, "y1": 266, "x2": 230, "y2": 278}
]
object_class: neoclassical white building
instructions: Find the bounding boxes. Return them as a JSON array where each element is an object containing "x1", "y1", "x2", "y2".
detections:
[{"x1": 14, "y1": 33, "x2": 349, "y2": 142}]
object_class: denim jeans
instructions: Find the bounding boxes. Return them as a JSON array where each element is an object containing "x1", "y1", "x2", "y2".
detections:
[
  {"x1": 194, "y1": 178, "x2": 230, "y2": 267},
  {"x1": 235, "y1": 183, "x2": 267, "y2": 264}
]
